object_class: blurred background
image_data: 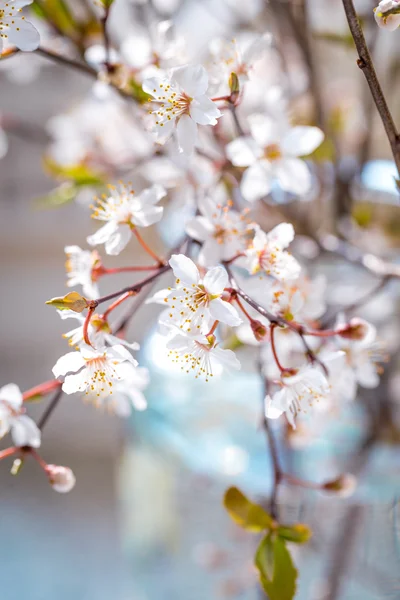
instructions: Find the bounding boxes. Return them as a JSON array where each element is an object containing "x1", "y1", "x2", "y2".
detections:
[{"x1": 1, "y1": 0, "x2": 400, "y2": 599}]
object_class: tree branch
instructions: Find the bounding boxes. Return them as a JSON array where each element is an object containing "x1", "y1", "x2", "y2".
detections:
[{"x1": 342, "y1": 0, "x2": 400, "y2": 178}]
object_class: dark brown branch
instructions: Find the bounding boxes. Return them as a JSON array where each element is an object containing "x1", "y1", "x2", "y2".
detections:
[
  {"x1": 35, "y1": 47, "x2": 97, "y2": 77},
  {"x1": 342, "y1": 0, "x2": 400, "y2": 178},
  {"x1": 37, "y1": 386, "x2": 64, "y2": 431}
]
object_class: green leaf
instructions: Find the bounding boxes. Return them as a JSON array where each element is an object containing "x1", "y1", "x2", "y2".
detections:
[
  {"x1": 43, "y1": 157, "x2": 105, "y2": 187},
  {"x1": 301, "y1": 136, "x2": 336, "y2": 163},
  {"x1": 255, "y1": 534, "x2": 275, "y2": 581},
  {"x1": 32, "y1": 0, "x2": 77, "y2": 38},
  {"x1": 278, "y1": 523, "x2": 312, "y2": 544},
  {"x1": 128, "y1": 78, "x2": 152, "y2": 104},
  {"x1": 258, "y1": 537, "x2": 298, "y2": 600},
  {"x1": 98, "y1": 0, "x2": 115, "y2": 7},
  {"x1": 34, "y1": 183, "x2": 78, "y2": 209},
  {"x1": 223, "y1": 487, "x2": 274, "y2": 532}
]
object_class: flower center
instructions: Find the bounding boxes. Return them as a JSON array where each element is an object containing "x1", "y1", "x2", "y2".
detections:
[
  {"x1": 91, "y1": 183, "x2": 134, "y2": 224},
  {"x1": 264, "y1": 143, "x2": 282, "y2": 162},
  {"x1": 84, "y1": 355, "x2": 117, "y2": 397},
  {"x1": 150, "y1": 82, "x2": 192, "y2": 127}
]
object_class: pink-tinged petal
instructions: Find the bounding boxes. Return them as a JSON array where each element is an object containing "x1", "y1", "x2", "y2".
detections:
[
  {"x1": 52, "y1": 352, "x2": 86, "y2": 378},
  {"x1": 169, "y1": 254, "x2": 200, "y2": 285},
  {"x1": 241, "y1": 161, "x2": 272, "y2": 203},
  {"x1": 209, "y1": 298, "x2": 242, "y2": 327},
  {"x1": 274, "y1": 158, "x2": 312, "y2": 195},
  {"x1": 203, "y1": 266, "x2": 228, "y2": 295},
  {"x1": 265, "y1": 223, "x2": 295, "y2": 248},
  {"x1": 7, "y1": 19, "x2": 40, "y2": 51},
  {"x1": 189, "y1": 95, "x2": 221, "y2": 125},
  {"x1": 282, "y1": 126, "x2": 324, "y2": 157},
  {"x1": 104, "y1": 224, "x2": 132, "y2": 255},
  {"x1": 185, "y1": 216, "x2": 213, "y2": 241},
  {"x1": 0, "y1": 384, "x2": 23, "y2": 409},
  {"x1": 11, "y1": 415, "x2": 41, "y2": 448},
  {"x1": 176, "y1": 114, "x2": 197, "y2": 154},
  {"x1": 226, "y1": 136, "x2": 261, "y2": 167},
  {"x1": 171, "y1": 64, "x2": 209, "y2": 96}
]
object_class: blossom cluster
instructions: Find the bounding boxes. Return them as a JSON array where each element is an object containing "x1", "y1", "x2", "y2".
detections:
[{"x1": 0, "y1": 0, "x2": 391, "y2": 499}]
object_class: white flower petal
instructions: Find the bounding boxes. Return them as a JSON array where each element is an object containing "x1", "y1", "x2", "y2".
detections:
[
  {"x1": 185, "y1": 216, "x2": 213, "y2": 241},
  {"x1": 169, "y1": 254, "x2": 200, "y2": 285},
  {"x1": 104, "y1": 224, "x2": 132, "y2": 255},
  {"x1": 266, "y1": 223, "x2": 295, "y2": 248},
  {"x1": 0, "y1": 383, "x2": 23, "y2": 409},
  {"x1": 282, "y1": 126, "x2": 324, "y2": 157},
  {"x1": 189, "y1": 95, "x2": 221, "y2": 125},
  {"x1": 52, "y1": 352, "x2": 86, "y2": 378},
  {"x1": 11, "y1": 415, "x2": 41, "y2": 448},
  {"x1": 209, "y1": 298, "x2": 242, "y2": 327},
  {"x1": 176, "y1": 114, "x2": 197, "y2": 154},
  {"x1": 203, "y1": 266, "x2": 228, "y2": 295},
  {"x1": 171, "y1": 64, "x2": 209, "y2": 96},
  {"x1": 62, "y1": 371, "x2": 87, "y2": 395},
  {"x1": 275, "y1": 158, "x2": 312, "y2": 195},
  {"x1": 241, "y1": 161, "x2": 273, "y2": 203},
  {"x1": 226, "y1": 136, "x2": 261, "y2": 167},
  {"x1": 7, "y1": 19, "x2": 40, "y2": 52},
  {"x1": 87, "y1": 221, "x2": 119, "y2": 247},
  {"x1": 131, "y1": 206, "x2": 164, "y2": 227},
  {"x1": 211, "y1": 346, "x2": 241, "y2": 371}
]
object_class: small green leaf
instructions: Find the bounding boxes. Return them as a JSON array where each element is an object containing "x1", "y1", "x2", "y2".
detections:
[
  {"x1": 43, "y1": 157, "x2": 104, "y2": 186},
  {"x1": 258, "y1": 537, "x2": 298, "y2": 600},
  {"x1": 35, "y1": 183, "x2": 78, "y2": 209},
  {"x1": 302, "y1": 136, "x2": 336, "y2": 163},
  {"x1": 98, "y1": 0, "x2": 115, "y2": 7},
  {"x1": 255, "y1": 534, "x2": 275, "y2": 581},
  {"x1": 278, "y1": 523, "x2": 312, "y2": 544},
  {"x1": 128, "y1": 78, "x2": 152, "y2": 104},
  {"x1": 223, "y1": 487, "x2": 274, "y2": 532},
  {"x1": 32, "y1": 0, "x2": 77, "y2": 38}
]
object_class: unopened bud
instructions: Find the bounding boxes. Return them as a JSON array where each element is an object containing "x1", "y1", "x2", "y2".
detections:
[
  {"x1": 250, "y1": 320, "x2": 269, "y2": 342},
  {"x1": 47, "y1": 464, "x2": 76, "y2": 493},
  {"x1": 46, "y1": 292, "x2": 89, "y2": 313},
  {"x1": 229, "y1": 72, "x2": 240, "y2": 104},
  {"x1": 322, "y1": 474, "x2": 356, "y2": 498},
  {"x1": 374, "y1": 1, "x2": 400, "y2": 31},
  {"x1": 336, "y1": 318, "x2": 371, "y2": 341}
]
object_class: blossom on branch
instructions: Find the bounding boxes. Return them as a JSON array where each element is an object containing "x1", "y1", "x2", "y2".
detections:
[
  {"x1": 185, "y1": 196, "x2": 256, "y2": 267},
  {"x1": 52, "y1": 344, "x2": 140, "y2": 398},
  {"x1": 0, "y1": 383, "x2": 41, "y2": 447},
  {"x1": 149, "y1": 254, "x2": 242, "y2": 334},
  {"x1": 167, "y1": 332, "x2": 241, "y2": 381},
  {"x1": 87, "y1": 182, "x2": 166, "y2": 255},
  {"x1": 65, "y1": 246, "x2": 101, "y2": 300},
  {"x1": 226, "y1": 116, "x2": 324, "y2": 202},
  {"x1": 241, "y1": 223, "x2": 301, "y2": 280},
  {"x1": 0, "y1": 0, "x2": 40, "y2": 53},
  {"x1": 143, "y1": 64, "x2": 221, "y2": 155},
  {"x1": 265, "y1": 366, "x2": 331, "y2": 428}
]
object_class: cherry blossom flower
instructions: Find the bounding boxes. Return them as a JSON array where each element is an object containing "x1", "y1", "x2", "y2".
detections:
[
  {"x1": 87, "y1": 182, "x2": 166, "y2": 255},
  {"x1": 266, "y1": 275, "x2": 326, "y2": 323},
  {"x1": 209, "y1": 34, "x2": 271, "y2": 89},
  {"x1": 143, "y1": 64, "x2": 221, "y2": 155},
  {"x1": 0, "y1": 383, "x2": 41, "y2": 447},
  {"x1": 149, "y1": 254, "x2": 242, "y2": 334},
  {"x1": 167, "y1": 332, "x2": 241, "y2": 381},
  {"x1": 185, "y1": 196, "x2": 255, "y2": 266},
  {"x1": 65, "y1": 246, "x2": 101, "y2": 300},
  {"x1": 374, "y1": 0, "x2": 400, "y2": 30},
  {"x1": 241, "y1": 223, "x2": 301, "y2": 280},
  {"x1": 325, "y1": 318, "x2": 386, "y2": 402},
  {"x1": 226, "y1": 115, "x2": 324, "y2": 202},
  {"x1": 265, "y1": 366, "x2": 331, "y2": 428},
  {"x1": 0, "y1": 0, "x2": 40, "y2": 53},
  {"x1": 87, "y1": 368, "x2": 150, "y2": 416},
  {"x1": 57, "y1": 310, "x2": 140, "y2": 352},
  {"x1": 52, "y1": 344, "x2": 140, "y2": 397}
]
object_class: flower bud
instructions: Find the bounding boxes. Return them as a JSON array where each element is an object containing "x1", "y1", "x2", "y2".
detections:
[
  {"x1": 46, "y1": 292, "x2": 89, "y2": 313},
  {"x1": 47, "y1": 464, "x2": 76, "y2": 493},
  {"x1": 374, "y1": 1, "x2": 400, "y2": 31},
  {"x1": 336, "y1": 318, "x2": 372, "y2": 341},
  {"x1": 322, "y1": 474, "x2": 356, "y2": 498},
  {"x1": 251, "y1": 320, "x2": 269, "y2": 342}
]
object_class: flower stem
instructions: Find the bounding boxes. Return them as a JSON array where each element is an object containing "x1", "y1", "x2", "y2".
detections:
[
  {"x1": 102, "y1": 265, "x2": 161, "y2": 275},
  {"x1": 206, "y1": 320, "x2": 219, "y2": 337},
  {"x1": 83, "y1": 306, "x2": 95, "y2": 346},
  {"x1": 0, "y1": 447, "x2": 19, "y2": 461},
  {"x1": 132, "y1": 228, "x2": 165, "y2": 267},
  {"x1": 23, "y1": 379, "x2": 61, "y2": 402},
  {"x1": 102, "y1": 291, "x2": 135, "y2": 320},
  {"x1": 235, "y1": 295, "x2": 255, "y2": 322},
  {"x1": 270, "y1": 324, "x2": 287, "y2": 373}
]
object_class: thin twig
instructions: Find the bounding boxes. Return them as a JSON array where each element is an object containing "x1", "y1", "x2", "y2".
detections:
[
  {"x1": 35, "y1": 47, "x2": 97, "y2": 77},
  {"x1": 342, "y1": 0, "x2": 400, "y2": 178},
  {"x1": 37, "y1": 386, "x2": 64, "y2": 431}
]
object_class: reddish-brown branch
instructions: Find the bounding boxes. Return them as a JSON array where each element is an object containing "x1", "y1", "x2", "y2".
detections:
[
  {"x1": 132, "y1": 228, "x2": 165, "y2": 267},
  {"x1": 102, "y1": 291, "x2": 135, "y2": 320},
  {"x1": 23, "y1": 379, "x2": 61, "y2": 402}
]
